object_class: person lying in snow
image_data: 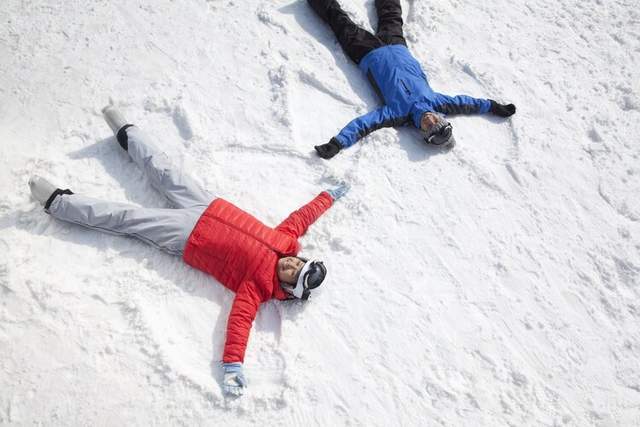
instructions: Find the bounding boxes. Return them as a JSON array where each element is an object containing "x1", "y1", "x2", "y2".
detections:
[
  {"x1": 308, "y1": 0, "x2": 517, "y2": 159},
  {"x1": 28, "y1": 106, "x2": 349, "y2": 397}
]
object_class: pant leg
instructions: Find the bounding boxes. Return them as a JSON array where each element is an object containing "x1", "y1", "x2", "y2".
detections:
[
  {"x1": 375, "y1": 0, "x2": 407, "y2": 46},
  {"x1": 48, "y1": 193, "x2": 206, "y2": 256},
  {"x1": 124, "y1": 126, "x2": 213, "y2": 209},
  {"x1": 308, "y1": 0, "x2": 383, "y2": 64}
]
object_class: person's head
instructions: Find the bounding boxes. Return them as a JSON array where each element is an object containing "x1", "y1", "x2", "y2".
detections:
[
  {"x1": 277, "y1": 256, "x2": 305, "y2": 284},
  {"x1": 277, "y1": 257, "x2": 327, "y2": 300},
  {"x1": 420, "y1": 112, "x2": 455, "y2": 147}
]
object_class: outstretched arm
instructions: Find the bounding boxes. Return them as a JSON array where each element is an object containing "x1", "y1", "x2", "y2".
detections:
[
  {"x1": 315, "y1": 106, "x2": 407, "y2": 159},
  {"x1": 221, "y1": 281, "x2": 262, "y2": 396},
  {"x1": 432, "y1": 93, "x2": 492, "y2": 115},
  {"x1": 276, "y1": 191, "x2": 335, "y2": 238},
  {"x1": 223, "y1": 281, "x2": 262, "y2": 364},
  {"x1": 433, "y1": 93, "x2": 516, "y2": 117}
]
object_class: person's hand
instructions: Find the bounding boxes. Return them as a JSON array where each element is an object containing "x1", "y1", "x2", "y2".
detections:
[
  {"x1": 315, "y1": 138, "x2": 342, "y2": 159},
  {"x1": 327, "y1": 181, "x2": 350, "y2": 201},
  {"x1": 489, "y1": 100, "x2": 516, "y2": 117},
  {"x1": 222, "y1": 362, "x2": 247, "y2": 397}
]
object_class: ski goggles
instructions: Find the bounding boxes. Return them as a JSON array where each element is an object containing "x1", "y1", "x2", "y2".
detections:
[
  {"x1": 423, "y1": 120, "x2": 454, "y2": 146},
  {"x1": 290, "y1": 259, "x2": 326, "y2": 300}
]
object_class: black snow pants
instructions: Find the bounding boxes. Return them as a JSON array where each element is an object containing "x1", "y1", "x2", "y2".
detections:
[{"x1": 308, "y1": 0, "x2": 407, "y2": 64}]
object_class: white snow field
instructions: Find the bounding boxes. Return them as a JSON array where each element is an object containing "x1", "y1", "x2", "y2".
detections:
[{"x1": 1, "y1": 0, "x2": 639, "y2": 425}]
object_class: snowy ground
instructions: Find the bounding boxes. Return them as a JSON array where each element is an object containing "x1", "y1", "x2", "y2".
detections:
[{"x1": 1, "y1": 0, "x2": 639, "y2": 425}]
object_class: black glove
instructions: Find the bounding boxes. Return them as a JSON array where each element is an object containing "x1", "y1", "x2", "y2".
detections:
[
  {"x1": 489, "y1": 100, "x2": 516, "y2": 118},
  {"x1": 315, "y1": 138, "x2": 342, "y2": 159}
]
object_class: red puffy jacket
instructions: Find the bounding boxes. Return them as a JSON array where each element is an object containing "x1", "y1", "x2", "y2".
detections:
[{"x1": 183, "y1": 191, "x2": 333, "y2": 363}]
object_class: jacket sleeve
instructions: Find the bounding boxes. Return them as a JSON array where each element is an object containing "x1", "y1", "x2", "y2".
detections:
[
  {"x1": 432, "y1": 93, "x2": 492, "y2": 115},
  {"x1": 275, "y1": 191, "x2": 334, "y2": 239},
  {"x1": 335, "y1": 106, "x2": 407, "y2": 148},
  {"x1": 222, "y1": 281, "x2": 262, "y2": 363}
]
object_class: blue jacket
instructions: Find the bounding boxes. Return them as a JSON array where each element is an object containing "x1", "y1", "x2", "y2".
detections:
[{"x1": 334, "y1": 45, "x2": 492, "y2": 148}]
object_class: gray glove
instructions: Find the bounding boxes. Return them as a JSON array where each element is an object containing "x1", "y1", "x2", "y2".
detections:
[
  {"x1": 327, "y1": 182, "x2": 350, "y2": 201},
  {"x1": 222, "y1": 362, "x2": 247, "y2": 396}
]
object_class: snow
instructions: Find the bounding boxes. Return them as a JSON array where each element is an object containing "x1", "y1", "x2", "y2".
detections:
[{"x1": 1, "y1": 0, "x2": 639, "y2": 425}]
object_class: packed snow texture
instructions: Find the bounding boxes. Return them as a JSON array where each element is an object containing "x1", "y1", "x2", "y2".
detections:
[{"x1": 1, "y1": 0, "x2": 639, "y2": 425}]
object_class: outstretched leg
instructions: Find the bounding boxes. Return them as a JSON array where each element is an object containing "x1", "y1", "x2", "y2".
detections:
[
  {"x1": 375, "y1": 0, "x2": 407, "y2": 46},
  {"x1": 47, "y1": 192, "x2": 205, "y2": 256},
  {"x1": 103, "y1": 106, "x2": 212, "y2": 209},
  {"x1": 124, "y1": 126, "x2": 212, "y2": 208},
  {"x1": 308, "y1": 0, "x2": 383, "y2": 64}
]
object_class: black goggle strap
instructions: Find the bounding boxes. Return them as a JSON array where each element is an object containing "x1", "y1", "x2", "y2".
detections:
[{"x1": 299, "y1": 269, "x2": 313, "y2": 300}]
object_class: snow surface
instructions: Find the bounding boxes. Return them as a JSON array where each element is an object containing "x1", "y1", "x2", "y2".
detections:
[{"x1": 1, "y1": 0, "x2": 640, "y2": 425}]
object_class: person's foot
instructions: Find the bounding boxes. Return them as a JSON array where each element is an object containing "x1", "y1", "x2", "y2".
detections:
[
  {"x1": 28, "y1": 175, "x2": 58, "y2": 206},
  {"x1": 102, "y1": 105, "x2": 128, "y2": 134},
  {"x1": 102, "y1": 105, "x2": 133, "y2": 150}
]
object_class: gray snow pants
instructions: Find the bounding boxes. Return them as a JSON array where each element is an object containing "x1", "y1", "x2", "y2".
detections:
[{"x1": 47, "y1": 126, "x2": 212, "y2": 256}]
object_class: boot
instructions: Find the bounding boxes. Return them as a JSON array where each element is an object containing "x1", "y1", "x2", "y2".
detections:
[
  {"x1": 102, "y1": 105, "x2": 133, "y2": 150},
  {"x1": 28, "y1": 175, "x2": 58, "y2": 206},
  {"x1": 102, "y1": 105, "x2": 128, "y2": 134}
]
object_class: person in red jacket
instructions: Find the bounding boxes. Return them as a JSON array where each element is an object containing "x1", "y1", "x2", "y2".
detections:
[{"x1": 28, "y1": 106, "x2": 349, "y2": 397}]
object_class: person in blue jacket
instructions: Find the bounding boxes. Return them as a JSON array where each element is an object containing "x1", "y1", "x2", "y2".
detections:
[{"x1": 308, "y1": 0, "x2": 517, "y2": 159}]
